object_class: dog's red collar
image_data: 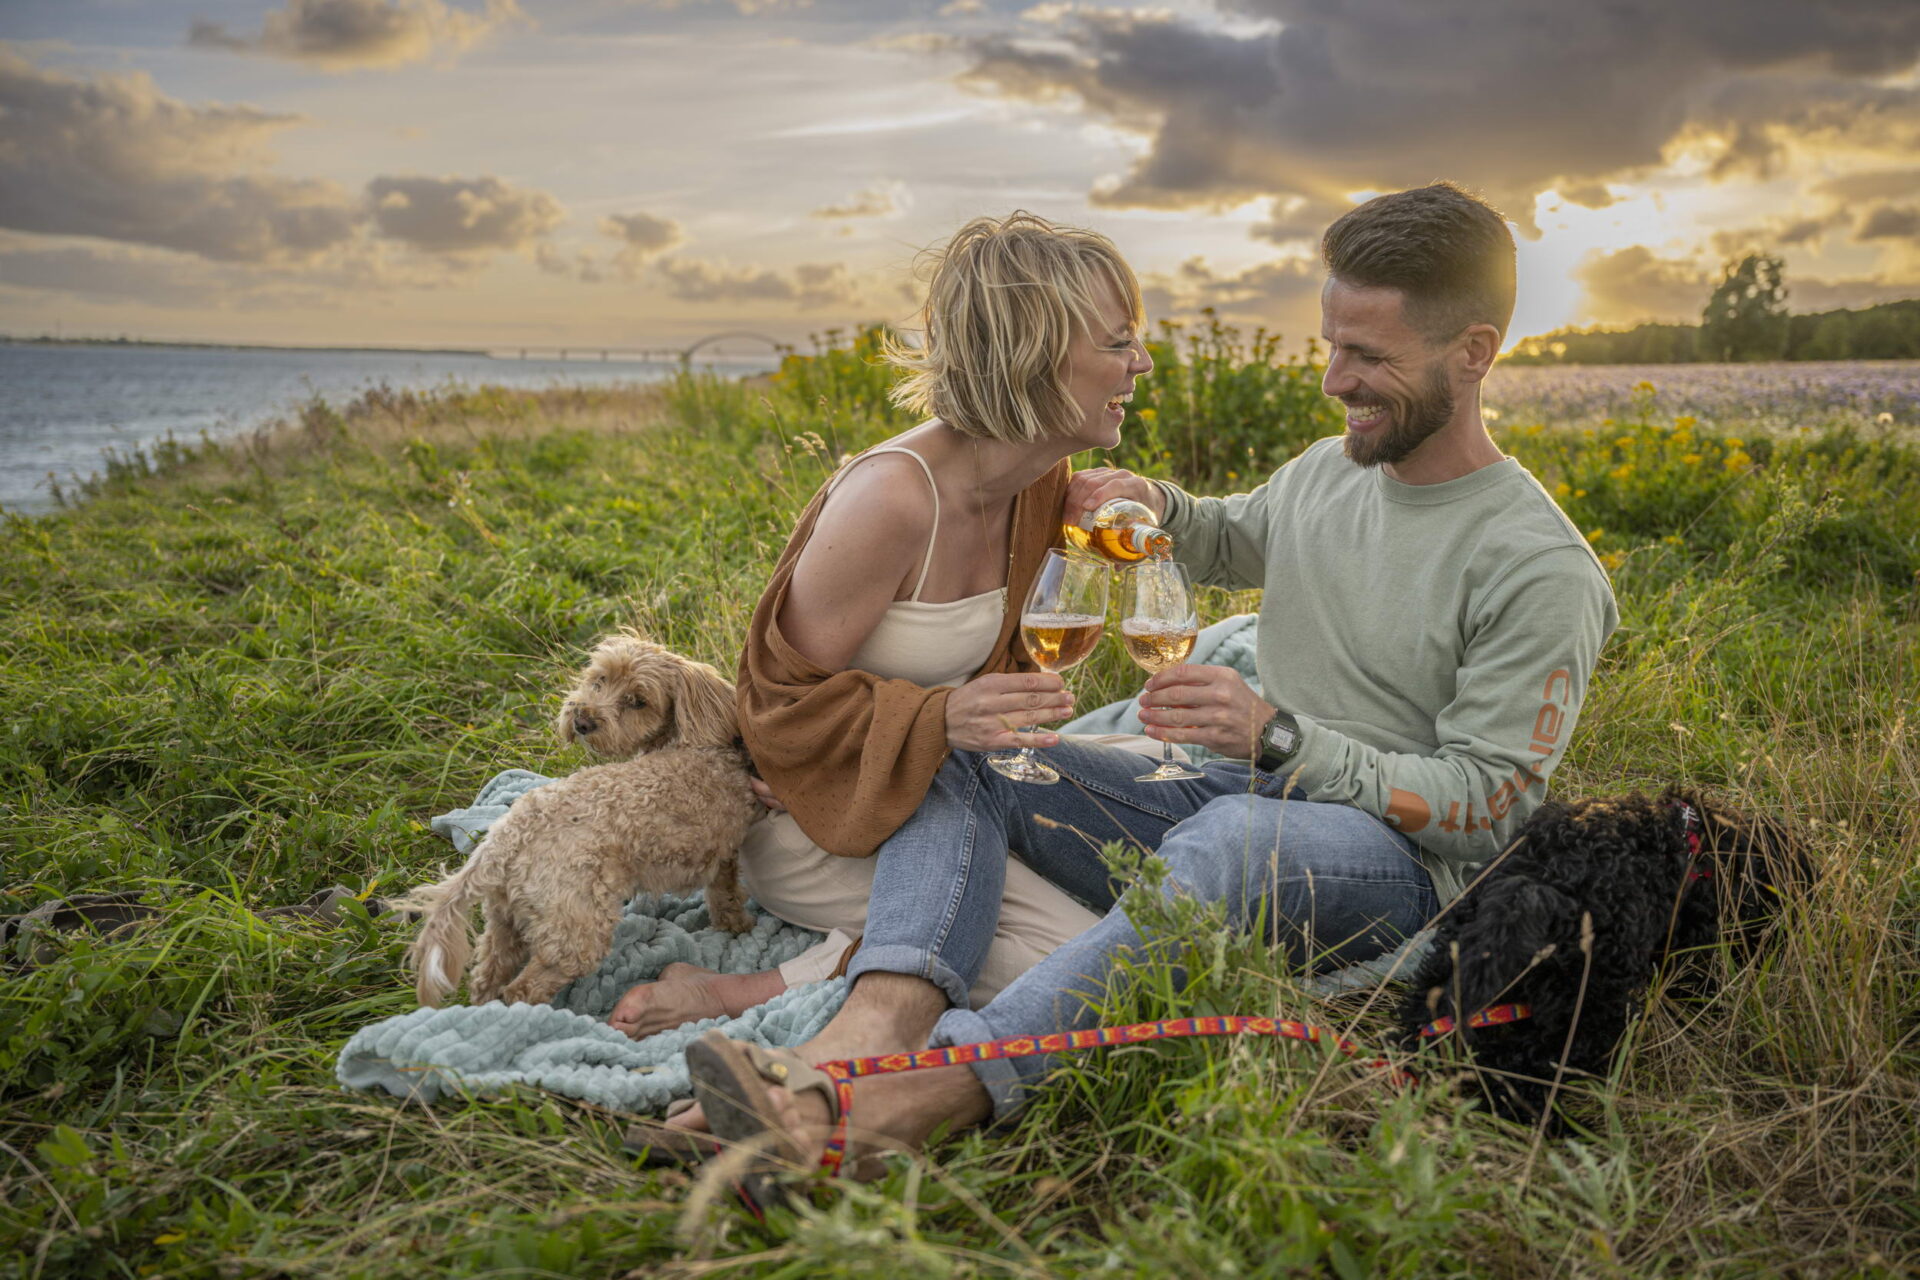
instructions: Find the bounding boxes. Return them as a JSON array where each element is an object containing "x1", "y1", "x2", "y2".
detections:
[{"x1": 1676, "y1": 802, "x2": 1711, "y2": 880}]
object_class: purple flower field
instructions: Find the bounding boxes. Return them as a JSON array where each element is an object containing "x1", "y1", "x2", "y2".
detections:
[{"x1": 1483, "y1": 360, "x2": 1920, "y2": 431}]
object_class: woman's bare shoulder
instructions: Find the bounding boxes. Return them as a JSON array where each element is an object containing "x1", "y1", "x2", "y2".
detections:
[{"x1": 812, "y1": 451, "x2": 936, "y2": 542}]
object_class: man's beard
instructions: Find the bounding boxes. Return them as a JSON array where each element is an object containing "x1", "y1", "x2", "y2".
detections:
[{"x1": 1342, "y1": 366, "x2": 1454, "y2": 469}]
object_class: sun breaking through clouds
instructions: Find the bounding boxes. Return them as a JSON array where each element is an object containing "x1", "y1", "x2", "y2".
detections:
[{"x1": 1, "y1": 0, "x2": 1916, "y2": 349}]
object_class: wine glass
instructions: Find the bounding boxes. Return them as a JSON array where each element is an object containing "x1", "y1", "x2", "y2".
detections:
[
  {"x1": 987, "y1": 549, "x2": 1108, "y2": 785},
  {"x1": 1121, "y1": 559, "x2": 1205, "y2": 782}
]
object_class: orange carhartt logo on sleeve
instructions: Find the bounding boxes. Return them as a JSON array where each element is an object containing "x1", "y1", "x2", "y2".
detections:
[
  {"x1": 1386, "y1": 788, "x2": 1430, "y2": 834},
  {"x1": 1428, "y1": 668, "x2": 1573, "y2": 837}
]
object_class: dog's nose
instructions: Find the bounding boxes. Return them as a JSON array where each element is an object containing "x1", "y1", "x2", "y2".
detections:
[{"x1": 572, "y1": 714, "x2": 599, "y2": 736}]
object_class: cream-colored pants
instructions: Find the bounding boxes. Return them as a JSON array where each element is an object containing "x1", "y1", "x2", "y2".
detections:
[{"x1": 740, "y1": 734, "x2": 1183, "y2": 1009}]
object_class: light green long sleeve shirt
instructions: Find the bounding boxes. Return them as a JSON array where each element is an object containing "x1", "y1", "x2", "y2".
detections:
[{"x1": 1157, "y1": 437, "x2": 1618, "y2": 904}]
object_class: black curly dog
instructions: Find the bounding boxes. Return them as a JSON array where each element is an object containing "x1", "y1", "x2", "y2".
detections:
[{"x1": 1396, "y1": 787, "x2": 1809, "y2": 1124}]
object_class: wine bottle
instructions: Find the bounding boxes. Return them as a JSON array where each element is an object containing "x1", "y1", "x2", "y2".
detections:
[{"x1": 1062, "y1": 498, "x2": 1173, "y2": 564}]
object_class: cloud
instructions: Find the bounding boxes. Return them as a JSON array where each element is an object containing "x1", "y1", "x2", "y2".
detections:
[
  {"x1": 187, "y1": 0, "x2": 522, "y2": 72},
  {"x1": 811, "y1": 182, "x2": 907, "y2": 220},
  {"x1": 1855, "y1": 204, "x2": 1920, "y2": 241},
  {"x1": 1574, "y1": 246, "x2": 1713, "y2": 325},
  {"x1": 1812, "y1": 168, "x2": 1920, "y2": 204},
  {"x1": 928, "y1": 2, "x2": 1920, "y2": 232},
  {"x1": 794, "y1": 261, "x2": 858, "y2": 308},
  {"x1": 0, "y1": 242, "x2": 354, "y2": 311},
  {"x1": 0, "y1": 244, "x2": 225, "y2": 308},
  {"x1": 600, "y1": 211, "x2": 687, "y2": 277},
  {"x1": 1138, "y1": 252, "x2": 1324, "y2": 337},
  {"x1": 654, "y1": 256, "x2": 858, "y2": 309},
  {"x1": 0, "y1": 48, "x2": 362, "y2": 264},
  {"x1": 366, "y1": 174, "x2": 563, "y2": 255}
]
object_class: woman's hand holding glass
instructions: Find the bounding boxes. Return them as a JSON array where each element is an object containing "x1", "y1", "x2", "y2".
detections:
[
  {"x1": 944, "y1": 671, "x2": 1073, "y2": 753},
  {"x1": 988, "y1": 549, "x2": 1108, "y2": 784}
]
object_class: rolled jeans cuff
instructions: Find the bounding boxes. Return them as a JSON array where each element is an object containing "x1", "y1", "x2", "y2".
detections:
[
  {"x1": 930, "y1": 1006, "x2": 1039, "y2": 1123},
  {"x1": 843, "y1": 941, "x2": 971, "y2": 1011}
]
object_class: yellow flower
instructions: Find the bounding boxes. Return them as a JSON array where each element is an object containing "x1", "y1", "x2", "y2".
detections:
[
  {"x1": 1609, "y1": 464, "x2": 1633, "y2": 480},
  {"x1": 1725, "y1": 437, "x2": 1744, "y2": 448},
  {"x1": 1553, "y1": 481, "x2": 1572, "y2": 498},
  {"x1": 1226, "y1": 470, "x2": 1239, "y2": 481},
  {"x1": 1574, "y1": 488, "x2": 1587, "y2": 498},
  {"x1": 1674, "y1": 415, "x2": 1697, "y2": 430},
  {"x1": 1725, "y1": 450, "x2": 1752, "y2": 471},
  {"x1": 1663, "y1": 534, "x2": 1685, "y2": 546},
  {"x1": 1599, "y1": 551, "x2": 1626, "y2": 572},
  {"x1": 1681, "y1": 453, "x2": 1702, "y2": 466},
  {"x1": 1585, "y1": 527, "x2": 1605, "y2": 544},
  {"x1": 1634, "y1": 380, "x2": 1656, "y2": 394},
  {"x1": 1139, "y1": 407, "x2": 1159, "y2": 423}
]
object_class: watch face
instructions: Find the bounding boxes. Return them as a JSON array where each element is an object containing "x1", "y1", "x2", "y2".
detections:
[{"x1": 1264, "y1": 715, "x2": 1298, "y2": 758}]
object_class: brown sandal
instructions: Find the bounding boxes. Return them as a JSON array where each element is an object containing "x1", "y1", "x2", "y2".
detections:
[{"x1": 684, "y1": 1029, "x2": 852, "y2": 1214}]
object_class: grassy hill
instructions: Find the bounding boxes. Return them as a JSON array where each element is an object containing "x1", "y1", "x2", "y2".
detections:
[{"x1": 3, "y1": 332, "x2": 1916, "y2": 1277}]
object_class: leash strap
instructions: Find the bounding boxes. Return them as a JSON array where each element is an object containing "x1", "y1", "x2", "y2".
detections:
[{"x1": 809, "y1": 1002, "x2": 1533, "y2": 1175}]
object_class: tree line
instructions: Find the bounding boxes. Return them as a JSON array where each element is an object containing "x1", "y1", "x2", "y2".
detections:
[{"x1": 1509, "y1": 253, "x2": 1920, "y2": 364}]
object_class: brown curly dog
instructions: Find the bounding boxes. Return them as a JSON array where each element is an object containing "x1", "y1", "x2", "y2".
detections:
[{"x1": 396, "y1": 632, "x2": 761, "y2": 1008}]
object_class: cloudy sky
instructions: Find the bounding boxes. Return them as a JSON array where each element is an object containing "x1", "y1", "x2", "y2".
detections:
[{"x1": 2, "y1": 0, "x2": 1917, "y2": 352}]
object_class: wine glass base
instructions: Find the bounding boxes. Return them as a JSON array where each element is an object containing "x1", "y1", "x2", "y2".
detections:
[
  {"x1": 1134, "y1": 761, "x2": 1205, "y2": 783},
  {"x1": 986, "y1": 753, "x2": 1061, "y2": 785}
]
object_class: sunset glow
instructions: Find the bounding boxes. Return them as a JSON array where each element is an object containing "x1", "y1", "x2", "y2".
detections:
[{"x1": 3, "y1": 1, "x2": 1916, "y2": 353}]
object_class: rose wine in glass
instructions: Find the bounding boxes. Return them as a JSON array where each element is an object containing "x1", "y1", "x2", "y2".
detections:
[
  {"x1": 1122, "y1": 559, "x2": 1204, "y2": 782},
  {"x1": 988, "y1": 549, "x2": 1108, "y2": 785}
]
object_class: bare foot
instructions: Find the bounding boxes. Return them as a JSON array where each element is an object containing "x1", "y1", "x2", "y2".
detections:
[{"x1": 608, "y1": 962, "x2": 787, "y2": 1041}]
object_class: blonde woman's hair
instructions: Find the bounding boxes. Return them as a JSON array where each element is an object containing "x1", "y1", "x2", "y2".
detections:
[{"x1": 885, "y1": 211, "x2": 1144, "y2": 443}]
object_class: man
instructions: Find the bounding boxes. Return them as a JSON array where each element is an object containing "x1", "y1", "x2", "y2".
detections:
[{"x1": 685, "y1": 182, "x2": 1617, "y2": 1180}]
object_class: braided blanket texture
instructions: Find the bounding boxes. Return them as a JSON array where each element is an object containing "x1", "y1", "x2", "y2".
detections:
[{"x1": 337, "y1": 769, "x2": 851, "y2": 1113}]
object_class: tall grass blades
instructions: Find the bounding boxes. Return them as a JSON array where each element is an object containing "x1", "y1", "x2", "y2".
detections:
[{"x1": 1, "y1": 342, "x2": 1915, "y2": 1277}]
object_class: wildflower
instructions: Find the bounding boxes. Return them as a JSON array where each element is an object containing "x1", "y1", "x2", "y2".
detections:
[
  {"x1": 1609, "y1": 464, "x2": 1634, "y2": 480},
  {"x1": 1139, "y1": 407, "x2": 1159, "y2": 423},
  {"x1": 1553, "y1": 481, "x2": 1572, "y2": 498},
  {"x1": 1600, "y1": 551, "x2": 1626, "y2": 571},
  {"x1": 1674, "y1": 415, "x2": 1697, "y2": 430},
  {"x1": 1663, "y1": 534, "x2": 1685, "y2": 546},
  {"x1": 1725, "y1": 450, "x2": 1752, "y2": 471},
  {"x1": 1681, "y1": 453, "x2": 1702, "y2": 466},
  {"x1": 1634, "y1": 380, "x2": 1656, "y2": 394},
  {"x1": 1226, "y1": 470, "x2": 1239, "y2": 481},
  {"x1": 1575, "y1": 488, "x2": 1587, "y2": 498},
  {"x1": 1725, "y1": 437, "x2": 1744, "y2": 448},
  {"x1": 1585, "y1": 527, "x2": 1605, "y2": 544}
]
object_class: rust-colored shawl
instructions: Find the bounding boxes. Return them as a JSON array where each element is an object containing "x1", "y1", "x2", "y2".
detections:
[{"x1": 737, "y1": 457, "x2": 1071, "y2": 857}]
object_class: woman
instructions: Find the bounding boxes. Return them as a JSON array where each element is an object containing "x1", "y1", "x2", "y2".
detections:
[{"x1": 608, "y1": 210, "x2": 1156, "y2": 1040}]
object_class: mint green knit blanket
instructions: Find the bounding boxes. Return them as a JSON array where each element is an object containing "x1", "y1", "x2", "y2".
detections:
[{"x1": 336, "y1": 771, "x2": 849, "y2": 1114}]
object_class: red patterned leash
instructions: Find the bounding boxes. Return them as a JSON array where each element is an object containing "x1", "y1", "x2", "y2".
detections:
[{"x1": 811, "y1": 1003, "x2": 1531, "y2": 1176}]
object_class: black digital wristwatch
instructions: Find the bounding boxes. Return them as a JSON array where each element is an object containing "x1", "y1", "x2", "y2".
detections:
[{"x1": 1255, "y1": 709, "x2": 1302, "y2": 773}]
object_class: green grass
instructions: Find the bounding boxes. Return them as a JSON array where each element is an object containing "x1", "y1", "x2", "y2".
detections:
[{"x1": 3, "y1": 332, "x2": 1917, "y2": 1277}]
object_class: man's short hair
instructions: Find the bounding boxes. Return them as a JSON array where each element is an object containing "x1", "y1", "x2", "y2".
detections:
[
  {"x1": 886, "y1": 210, "x2": 1144, "y2": 443},
  {"x1": 1321, "y1": 183, "x2": 1516, "y2": 345}
]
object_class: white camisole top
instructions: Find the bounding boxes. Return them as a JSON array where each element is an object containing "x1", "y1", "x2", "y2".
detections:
[{"x1": 831, "y1": 446, "x2": 1005, "y2": 688}]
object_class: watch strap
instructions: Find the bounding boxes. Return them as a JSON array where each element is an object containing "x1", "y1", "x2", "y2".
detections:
[{"x1": 1256, "y1": 709, "x2": 1301, "y2": 772}]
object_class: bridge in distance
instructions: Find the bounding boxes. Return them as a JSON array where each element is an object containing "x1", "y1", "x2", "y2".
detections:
[{"x1": 498, "y1": 331, "x2": 787, "y2": 364}]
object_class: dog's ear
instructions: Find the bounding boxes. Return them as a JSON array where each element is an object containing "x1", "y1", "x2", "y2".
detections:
[
  {"x1": 669, "y1": 657, "x2": 739, "y2": 749},
  {"x1": 555, "y1": 700, "x2": 578, "y2": 747}
]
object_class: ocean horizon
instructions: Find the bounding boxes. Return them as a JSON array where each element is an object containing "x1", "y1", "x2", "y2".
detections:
[{"x1": 0, "y1": 340, "x2": 778, "y2": 515}]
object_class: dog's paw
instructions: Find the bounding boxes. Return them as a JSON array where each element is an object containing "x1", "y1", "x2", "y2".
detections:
[{"x1": 709, "y1": 905, "x2": 755, "y2": 933}]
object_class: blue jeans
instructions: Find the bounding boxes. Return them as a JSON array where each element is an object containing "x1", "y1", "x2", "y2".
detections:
[{"x1": 843, "y1": 741, "x2": 1438, "y2": 1120}]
